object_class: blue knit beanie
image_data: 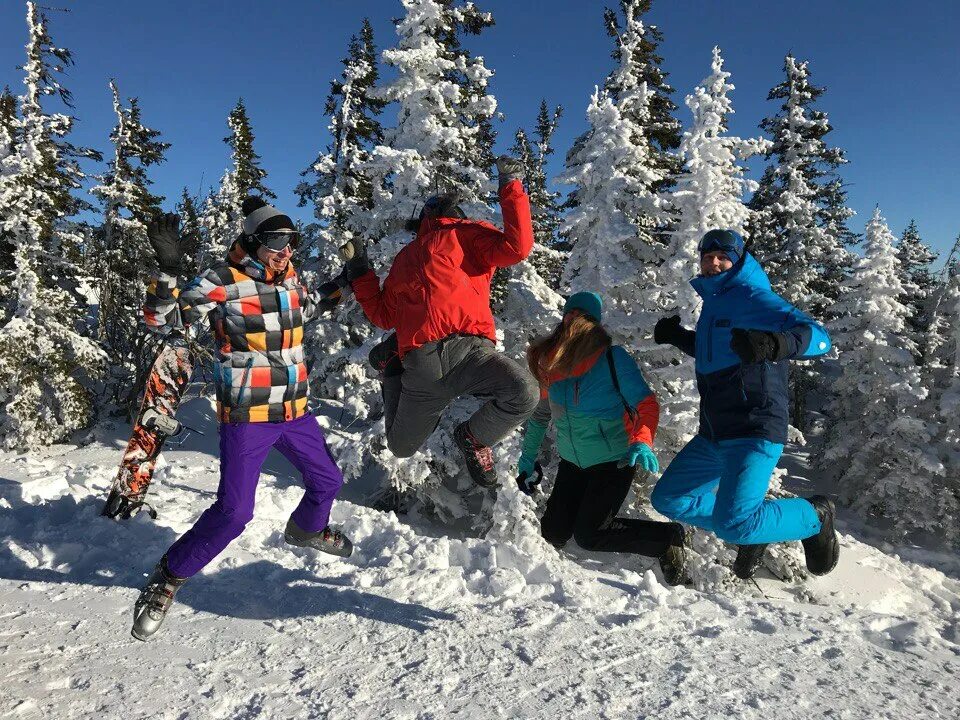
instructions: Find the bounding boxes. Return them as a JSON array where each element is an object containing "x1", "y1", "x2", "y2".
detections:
[{"x1": 563, "y1": 291, "x2": 603, "y2": 322}]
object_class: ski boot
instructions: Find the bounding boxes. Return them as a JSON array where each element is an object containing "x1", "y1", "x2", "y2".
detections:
[
  {"x1": 733, "y1": 543, "x2": 768, "y2": 580},
  {"x1": 657, "y1": 523, "x2": 688, "y2": 586},
  {"x1": 131, "y1": 555, "x2": 186, "y2": 641},
  {"x1": 284, "y1": 518, "x2": 354, "y2": 558},
  {"x1": 453, "y1": 422, "x2": 498, "y2": 488},
  {"x1": 802, "y1": 495, "x2": 840, "y2": 575}
]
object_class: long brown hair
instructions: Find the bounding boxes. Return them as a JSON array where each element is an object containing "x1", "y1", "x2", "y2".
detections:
[{"x1": 527, "y1": 310, "x2": 612, "y2": 387}]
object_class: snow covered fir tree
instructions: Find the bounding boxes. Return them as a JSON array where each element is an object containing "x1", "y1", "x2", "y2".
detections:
[
  {"x1": 90, "y1": 80, "x2": 170, "y2": 411},
  {"x1": 818, "y1": 207, "x2": 942, "y2": 538},
  {"x1": 0, "y1": 2, "x2": 103, "y2": 449},
  {"x1": 746, "y1": 53, "x2": 856, "y2": 426},
  {"x1": 199, "y1": 98, "x2": 274, "y2": 264},
  {"x1": 895, "y1": 219, "x2": 940, "y2": 361}
]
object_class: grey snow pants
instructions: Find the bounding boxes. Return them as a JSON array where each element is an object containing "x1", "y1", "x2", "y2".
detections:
[{"x1": 381, "y1": 335, "x2": 539, "y2": 458}]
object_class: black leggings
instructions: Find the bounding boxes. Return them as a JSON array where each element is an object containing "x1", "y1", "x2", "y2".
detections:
[{"x1": 540, "y1": 459, "x2": 676, "y2": 557}]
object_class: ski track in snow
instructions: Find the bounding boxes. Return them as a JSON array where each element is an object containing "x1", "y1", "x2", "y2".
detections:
[{"x1": 1, "y1": 408, "x2": 959, "y2": 719}]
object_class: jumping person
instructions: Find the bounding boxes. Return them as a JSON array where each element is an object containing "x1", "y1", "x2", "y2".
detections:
[
  {"x1": 516, "y1": 292, "x2": 688, "y2": 586},
  {"x1": 339, "y1": 156, "x2": 540, "y2": 488},
  {"x1": 131, "y1": 197, "x2": 352, "y2": 641},
  {"x1": 651, "y1": 229, "x2": 840, "y2": 580}
]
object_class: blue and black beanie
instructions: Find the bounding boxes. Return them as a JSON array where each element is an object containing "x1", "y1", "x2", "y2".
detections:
[{"x1": 698, "y1": 229, "x2": 745, "y2": 265}]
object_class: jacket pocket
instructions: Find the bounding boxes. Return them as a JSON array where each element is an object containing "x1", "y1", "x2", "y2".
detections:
[
  {"x1": 401, "y1": 343, "x2": 444, "y2": 386},
  {"x1": 597, "y1": 422, "x2": 613, "y2": 451}
]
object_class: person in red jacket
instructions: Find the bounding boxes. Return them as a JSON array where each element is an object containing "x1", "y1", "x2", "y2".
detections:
[{"x1": 341, "y1": 156, "x2": 540, "y2": 488}]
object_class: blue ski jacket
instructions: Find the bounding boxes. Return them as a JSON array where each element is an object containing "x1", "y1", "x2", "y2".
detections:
[{"x1": 686, "y1": 252, "x2": 831, "y2": 444}]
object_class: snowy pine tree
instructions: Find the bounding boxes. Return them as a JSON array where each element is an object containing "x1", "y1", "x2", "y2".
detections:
[
  {"x1": 90, "y1": 80, "x2": 169, "y2": 410},
  {"x1": 199, "y1": 98, "x2": 273, "y2": 265},
  {"x1": 560, "y1": 69, "x2": 667, "y2": 348},
  {"x1": 294, "y1": 18, "x2": 387, "y2": 426},
  {"x1": 819, "y1": 208, "x2": 937, "y2": 536},
  {"x1": 602, "y1": 0, "x2": 681, "y2": 191},
  {"x1": 0, "y1": 87, "x2": 18, "y2": 281},
  {"x1": 509, "y1": 101, "x2": 565, "y2": 291},
  {"x1": 747, "y1": 54, "x2": 855, "y2": 427},
  {"x1": 895, "y1": 219, "x2": 939, "y2": 360},
  {"x1": 0, "y1": 2, "x2": 104, "y2": 449},
  {"x1": 176, "y1": 186, "x2": 204, "y2": 278},
  {"x1": 911, "y1": 261, "x2": 960, "y2": 545},
  {"x1": 747, "y1": 54, "x2": 854, "y2": 320}
]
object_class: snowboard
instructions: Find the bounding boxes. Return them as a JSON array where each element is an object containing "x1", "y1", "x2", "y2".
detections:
[{"x1": 102, "y1": 339, "x2": 193, "y2": 520}]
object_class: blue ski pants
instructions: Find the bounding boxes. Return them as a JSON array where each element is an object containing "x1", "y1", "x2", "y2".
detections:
[{"x1": 651, "y1": 435, "x2": 821, "y2": 545}]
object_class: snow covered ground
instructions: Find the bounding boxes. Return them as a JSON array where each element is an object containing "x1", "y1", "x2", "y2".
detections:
[{"x1": 2, "y1": 399, "x2": 959, "y2": 719}]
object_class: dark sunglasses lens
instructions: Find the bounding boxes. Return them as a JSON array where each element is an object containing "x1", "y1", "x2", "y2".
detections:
[{"x1": 259, "y1": 231, "x2": 299, "y2": 251}]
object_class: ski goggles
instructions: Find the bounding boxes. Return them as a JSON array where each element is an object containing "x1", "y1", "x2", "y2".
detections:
[
  {"x1": 255, "y1": 230, "x2": 300, "y2": 252},
  {"x1": 697, "y1": 229, "x2": 744, "y2": 256}
]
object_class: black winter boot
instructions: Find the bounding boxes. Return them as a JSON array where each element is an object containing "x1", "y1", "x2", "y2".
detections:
[
  {"x1": 733, "y1": 543, "x2": 768, "y2": 580},
  {"x1": 657, "y1": 523, "x2": 688, "y2": 586},
  {"x1": 131, "y1": 555, "x2": 186, "y2": 641},
  {"x1": 369, "y1": 333, "x2": 401, "y2": 378},
  {"x1": 453, "y1": 422, "x2": 498, "y2": 488},
  {"x1": 802, "y1": 496, "x2": 840, "y2": 576}
]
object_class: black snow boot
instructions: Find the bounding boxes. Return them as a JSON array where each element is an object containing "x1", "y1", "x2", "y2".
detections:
[
  {"x1": 802, "y1": 495, "x2": 840, "y2": 576},
  {"x1": 657, "y1": 523, "x2": 688, "y2": 586},
  {"x1": 284, "y1": 518, "x2": 354, "y2": 558},
  {"x1": 369, "y1": 333, "x2": 401, "y2": 378},
  {"x1": 131, "y1": 555, "x2": 186, "y2": 642},
  {"x1": 453, "y1": 422, "x2": 498, "y2": 488},
  {"x1": 733, "y1": 543, "x2": 768, "y2": 580}
]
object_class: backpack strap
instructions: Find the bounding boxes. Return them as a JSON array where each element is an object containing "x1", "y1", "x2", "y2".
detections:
[{"x1": 606, "y1": 347, "x2": 637, "y2": 420}]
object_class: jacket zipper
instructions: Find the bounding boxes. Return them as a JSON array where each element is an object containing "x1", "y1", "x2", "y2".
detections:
[
  {"x1": 236, "y1": 357, "x2": 254, "y2": 406},
  {"x1": 707, "y1": 318, "x2": 714, "y2": 363},
  {"x1": 564, "y1": 382, "x2": 583, "y2": 468}
]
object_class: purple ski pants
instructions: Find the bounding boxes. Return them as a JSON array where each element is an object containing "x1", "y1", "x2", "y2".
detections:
[{"x1": 165, "y1": 413, "x2": 344, "y2": 578}]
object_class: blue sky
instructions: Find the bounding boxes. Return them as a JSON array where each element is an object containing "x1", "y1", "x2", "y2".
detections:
[{"x1": 1, "y1": 0, "x2": 957, "y2": 262}]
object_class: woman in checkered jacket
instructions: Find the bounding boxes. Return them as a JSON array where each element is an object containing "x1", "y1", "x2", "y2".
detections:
[{"x1": 131, "y1": 197, "x2": 351, "y2": 641}]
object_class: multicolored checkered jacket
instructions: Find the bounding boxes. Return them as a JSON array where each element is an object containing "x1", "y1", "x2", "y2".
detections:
[{"x1": 143, "y1": 242, "x2": 328, "y2": 423}]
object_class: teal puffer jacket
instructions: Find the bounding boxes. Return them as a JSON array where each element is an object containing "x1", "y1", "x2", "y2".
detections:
[{"x1": 520, "y1": 345, "x2": 659, "y2": 470}]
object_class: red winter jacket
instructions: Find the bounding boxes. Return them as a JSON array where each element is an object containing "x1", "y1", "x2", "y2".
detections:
[{"x1": 352, "y1": 179, "x2": 534, "y2": 357}]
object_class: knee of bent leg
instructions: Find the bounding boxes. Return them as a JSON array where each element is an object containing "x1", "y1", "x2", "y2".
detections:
[
  {"x1": 516, "y1": 372, "x2": 541, "y2": 415},
  {"x1": 650, "y1": 480, "x2": 681, "y2": 519},
  {"x1": 212, "y1": 498, "x2": 255, "y2": 531},
  {"x1": 386, "y1": 432, "x2": 419, "y2": 459},
  {"x1": 573, "y1": 526, "x2": 601, "y2": 551},
  {"x1": 711, "y1": 508, "x2": 760, "y2": 545}
]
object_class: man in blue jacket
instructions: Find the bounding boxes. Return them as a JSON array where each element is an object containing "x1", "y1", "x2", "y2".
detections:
[{"x1": 651, "y1": 229, "x2": 840, "y2": 580}]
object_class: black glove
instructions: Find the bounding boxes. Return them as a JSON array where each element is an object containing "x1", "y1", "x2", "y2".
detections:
[
  {"x1": 516, "y1": 462, "x2": 544, "y2": 496},
  {"x1": 654, "y1": 316, "x2": 684, "y2": 345},
  {"x1": 146, "y1": 212, "x2": 195, "y2": 276},
  {"x1": 338, "y1": 237, "x2": 370, "y2": 281},
  {"x1": 496, "y1": 155, "x2": 525, "y2": 189},
  {"x1": 730, "y1": 328, "x2": 790, "y2": 363}
]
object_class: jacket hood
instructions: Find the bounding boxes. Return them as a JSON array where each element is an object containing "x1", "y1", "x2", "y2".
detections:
[{"x1": 690, "y1": 251, "x2": 771, "y2": 299}]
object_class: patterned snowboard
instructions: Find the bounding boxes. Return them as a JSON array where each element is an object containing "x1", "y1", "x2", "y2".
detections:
[{"x1": 102, "y1": 341, "x2": 193, "y2": 519}]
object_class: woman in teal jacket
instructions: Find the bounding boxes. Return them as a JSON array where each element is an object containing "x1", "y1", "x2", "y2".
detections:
[{"x1": 517, "y1": 292, "x2": 687, "y2": 585}]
